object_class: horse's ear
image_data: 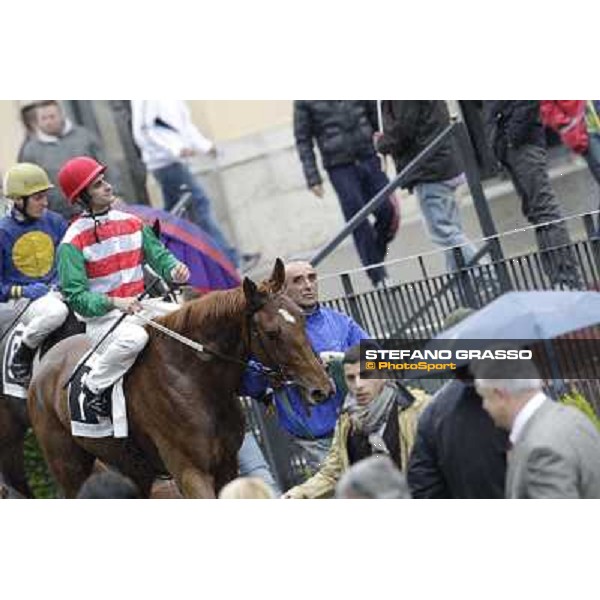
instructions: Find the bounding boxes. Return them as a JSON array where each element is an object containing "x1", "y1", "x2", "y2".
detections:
[
  {"x1": 270, "y1": 258, "x2": 286, "y2": 293},
  {"x1": 243, "y1": 277, "x2": 259, "y2": 306}
]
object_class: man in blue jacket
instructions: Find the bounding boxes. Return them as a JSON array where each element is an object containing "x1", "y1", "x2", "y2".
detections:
[
  {"x1": 0, "y1": 163, "x2": 69, "y2": 384},
  {"x1": 243, "y1": 261, "x2": 369, "y2": 474}
]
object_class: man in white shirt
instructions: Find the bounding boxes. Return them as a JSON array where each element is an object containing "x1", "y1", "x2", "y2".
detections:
[
  {"x1": 131, "y1": 100, "x2": 248, "y2": 270},
  {"x1": 473, "y1": 357, "x2": 600, "y2": 499}
]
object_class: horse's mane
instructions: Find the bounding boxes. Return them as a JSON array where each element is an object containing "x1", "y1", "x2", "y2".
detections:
[{"x1": 154, "y1": 286, "x2": 249, "y2": 336}]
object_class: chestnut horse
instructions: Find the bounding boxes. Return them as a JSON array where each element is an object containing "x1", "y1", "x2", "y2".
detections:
[{"x1": 28, "y1": 260, "x2": 332, "y2": 498}]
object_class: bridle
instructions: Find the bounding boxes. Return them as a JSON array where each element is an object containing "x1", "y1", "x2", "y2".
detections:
[{"x1": 244, "y1": 306, "x2": 295, "y2": 387}]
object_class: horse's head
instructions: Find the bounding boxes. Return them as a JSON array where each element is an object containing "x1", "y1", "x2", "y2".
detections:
[{"x1": 243, "y1": 259, "x2": 334, "y2": 404}]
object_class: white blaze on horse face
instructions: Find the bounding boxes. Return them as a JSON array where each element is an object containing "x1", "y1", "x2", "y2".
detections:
[{"x1": 278, "y1": 308, "x2": 296, "y2": 324}]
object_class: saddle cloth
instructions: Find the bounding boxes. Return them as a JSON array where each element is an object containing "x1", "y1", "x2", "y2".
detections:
[
  {"x1": 2, "y1": 324, "x2": 28, "y2": 400},
  {"x1": 68, "y1": 354, "x2": 128, "y2": 439}
]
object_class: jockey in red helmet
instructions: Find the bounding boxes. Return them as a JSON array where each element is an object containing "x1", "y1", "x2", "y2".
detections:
[{"x1": 57, "y1": 157, "x2": 190, "y2": 417}]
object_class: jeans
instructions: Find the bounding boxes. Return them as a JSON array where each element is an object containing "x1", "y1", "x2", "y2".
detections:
[
  {"x1": 238, "y1": 431, "x2": 281, "y2": 495},
  {"x1": 327, "y1": 156, "x2": 396, "y2": 285},
  {"x1": 289, "y1": 436, "x2": 334, "y2": 477},
  {"x1": 502, "y1": 144, "x2": 580, "y2": 288},
  {"x1": 415, "y1": 179, "x2": 478, "y2": 272},
  {"x1": 584, "y1": 132, "x2": 600, "y2": 187},
  {"x1": 152, "y1": 161, "x2": 239, "y2": 267}
]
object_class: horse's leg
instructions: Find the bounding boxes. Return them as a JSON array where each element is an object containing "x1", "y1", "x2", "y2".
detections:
[
  {"x1": 29, "y1": 390, "x2": 95, "y2": 498},
  {"x1": 41, "y1": 432, "x2": 95, "y2": 498},
  {"x1": 214, "y1": 457, "x2": 239, "y2": 497},
  {"x1": 179, "y1": 467, "x2": 216, "y2": 499},
  {"x1": 0, "y1": 434, "x2": 33, "y2": 498},
  {"x1": 0, "y1": 402, "x2": 32, "y2": 498},
  {"x1": 155, "y1": 447, "x2": 215, "y2": 498}
]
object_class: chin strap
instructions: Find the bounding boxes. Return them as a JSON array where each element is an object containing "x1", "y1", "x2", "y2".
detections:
[
  {"x1": 11, "y1": 197, "x2": 36, "y2": 224},
  {"x1": 78, "y1": 194, "x2": 110, "y2": 243}
]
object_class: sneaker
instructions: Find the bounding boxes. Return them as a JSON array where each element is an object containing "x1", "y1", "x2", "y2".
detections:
[
  {"x1": 80, "y1": 384, "x2": 111, "y2": 418},
  {"x1": 9, "y1": 341, "x2": 36, "y2": 385},
  {"x1": 551, "y1": 282, "x2": 581, "y2": 292},
  {"x1": 374, "y1": 277, "x2": 394, "y2": 290},
  {"x1": 241, "y1": 252, "x2": 261, "y2": 274}
]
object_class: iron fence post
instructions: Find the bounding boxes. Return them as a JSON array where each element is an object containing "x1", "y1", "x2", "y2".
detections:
[
  {"x1": 453, "y1": 247, "x2": 478, "y2": 308},
  {"x1": 583, "y1": 212, "x2": 600, "y2": 277},
  {"x1": 341, "y1": 273, "x2": 365, "y2": 329},
  {"x1": 453, "y1": 120, "x2": 512, "y2": 293}
]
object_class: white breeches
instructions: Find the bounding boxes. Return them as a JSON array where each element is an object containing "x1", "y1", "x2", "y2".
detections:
[
  {"x1": 17, "y1": 292, "x2": 69, "y2": 349},
  {"x1": 84, "y1": 298, "x2": 179, "y2": 393}
]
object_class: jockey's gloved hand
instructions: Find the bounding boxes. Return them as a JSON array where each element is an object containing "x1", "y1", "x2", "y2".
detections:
[{"x1": 22, "y1": 283, "x2": 50, "y2": 300}]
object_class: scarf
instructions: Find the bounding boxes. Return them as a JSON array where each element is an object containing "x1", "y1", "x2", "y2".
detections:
[
  {"x1": 36, "y1": 118, "x2": 74, "y2": 143},
  {"x1": 344, "y1": 384, "x2": 397, "y2": 454}
]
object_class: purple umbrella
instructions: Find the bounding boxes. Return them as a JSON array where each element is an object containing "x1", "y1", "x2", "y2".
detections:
[{"x1": 119, "y1": 202, "x2": 240, "y2": 292}]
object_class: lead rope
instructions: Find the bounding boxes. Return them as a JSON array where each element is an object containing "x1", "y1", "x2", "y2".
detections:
[{"x1": 134, "y1": 312, "x2": 205, "y2": 355}]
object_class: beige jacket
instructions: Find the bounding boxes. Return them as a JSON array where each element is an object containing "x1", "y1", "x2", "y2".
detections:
[{"x1": 287, "y1": 387, "x2": 430, "y2": 499}]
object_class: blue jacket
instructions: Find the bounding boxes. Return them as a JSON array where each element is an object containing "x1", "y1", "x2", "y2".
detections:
[
  {"x1": 242, "y1": 305, "x2": 369, "y2": 438},
  {"x1": 0, "y1": 209, "x2": 67, "y2": 302}
]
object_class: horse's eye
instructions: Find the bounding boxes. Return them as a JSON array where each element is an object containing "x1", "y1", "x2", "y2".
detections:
[{"x1": 265, "y1": 329, "x2": 280, "y2": 340}]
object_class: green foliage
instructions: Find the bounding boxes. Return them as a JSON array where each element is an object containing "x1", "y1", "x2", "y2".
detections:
[
  {"x1": 23, "y1": 430, "x2": 58, "y2": 498},
  {"x1": 559, "y1": 389, "x2": 600, "y2": 432}
]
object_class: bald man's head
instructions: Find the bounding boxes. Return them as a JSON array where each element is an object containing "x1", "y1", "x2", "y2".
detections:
[{"x1": 285, "y1": 261, "x2": 319, "y2": 310}]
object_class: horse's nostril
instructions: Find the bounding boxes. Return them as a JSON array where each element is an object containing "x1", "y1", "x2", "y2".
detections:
[{"x1": 310, "y1": 389, "x2": 327, "y2": 403}]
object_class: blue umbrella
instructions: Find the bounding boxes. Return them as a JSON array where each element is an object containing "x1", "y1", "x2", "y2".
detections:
[{"x1": 437, "y1": 291, "x2": 600, "y2": 342}]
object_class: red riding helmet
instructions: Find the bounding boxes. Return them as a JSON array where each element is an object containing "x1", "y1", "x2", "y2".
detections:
[{"x1": 58, "y1": 156, "x2": 107, "y2": 203}]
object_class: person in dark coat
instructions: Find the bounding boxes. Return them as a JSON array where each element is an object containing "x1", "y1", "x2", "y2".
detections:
[
  {"x1": 293, "y1": 101, "x2": 399, "y2": 287},
  {"x1": 406, "y1": 308, "x2": 509, "y2": 498},
  {"x1": 483, "y1": 101, "x2": 580, "y2": 289},
  {"x1": 407, "y1": 375, "x2": 509, "y2": 498},
  {"x1": 374, "y1": 101, "x2": 478, "y2": 273}
]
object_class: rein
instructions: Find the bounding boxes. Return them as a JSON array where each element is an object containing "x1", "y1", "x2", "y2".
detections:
[{"x1": 136, "y1": 310, "x2": 297, "y2": 387}]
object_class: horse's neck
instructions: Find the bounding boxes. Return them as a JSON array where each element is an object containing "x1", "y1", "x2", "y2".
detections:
[{"x1": 190, "y1": 312, "x2": 247, "y2": 358}]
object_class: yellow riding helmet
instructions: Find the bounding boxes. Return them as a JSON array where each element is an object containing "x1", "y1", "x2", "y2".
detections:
[{"x1": 2, "y1": 163, "x2": 54, "y2": 199}]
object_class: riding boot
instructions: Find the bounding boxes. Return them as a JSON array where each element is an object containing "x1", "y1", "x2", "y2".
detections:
[
  {"x1": 80, "y1": 384, "x2": 112, "y2": 418},
  {"x1": 9, "y1": 341, "x2": 36, "y2": 385}
]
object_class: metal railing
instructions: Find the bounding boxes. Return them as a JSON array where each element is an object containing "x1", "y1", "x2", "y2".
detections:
[{"x1": 248, "y1": 218, "x2": 600, "y2": 490}]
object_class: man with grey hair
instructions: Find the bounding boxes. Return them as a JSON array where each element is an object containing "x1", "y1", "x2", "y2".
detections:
[
  {"x1": 473, "y1": 357, "x2": 600, "y2": 499},
  {"x1": 336, "y1": 455, "x2": 411, "y2": 499}
]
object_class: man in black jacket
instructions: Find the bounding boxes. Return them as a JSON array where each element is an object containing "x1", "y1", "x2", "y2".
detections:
[
  {"x1": 293, "y1": 101, "x2": 398, "y2": 286},
  {"x1": 374, "y1": 101, "x2": 478, "y2": 272},
  {"x1": 407, "y1": 375, "x2": 509, "y2": 498},
  {"x1": 406, "y1": 308, "x2": 509, "y2": 498},
  {"x1": 483, "y1": 101, "x2": 580, "y2": 288}
]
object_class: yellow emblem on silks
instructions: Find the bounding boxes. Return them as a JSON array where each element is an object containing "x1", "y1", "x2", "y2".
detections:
[{"x1": 12, "y1": 231, "x2": 55, "y2": 278}]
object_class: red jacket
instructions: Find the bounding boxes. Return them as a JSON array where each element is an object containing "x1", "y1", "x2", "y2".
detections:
[{"x1": 540, "y1": 100, "x2": 588, "y2": 154}]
